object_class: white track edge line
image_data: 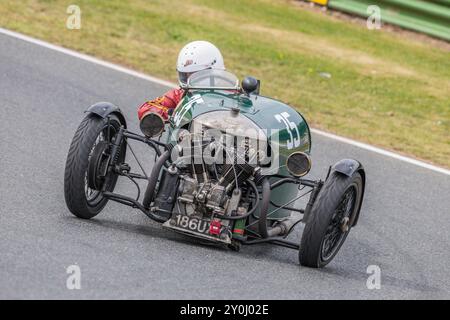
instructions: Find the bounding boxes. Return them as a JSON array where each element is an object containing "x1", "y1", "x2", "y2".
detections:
[
  {"x1": 1, "y1": 27, "x2": 449, "y2": 176},
  {"x1": 310, "y1": 129, "x2": 450, "y2": 176},
  {"x1": 0, "y1": 28, "x2": 176, "y2": 89}
]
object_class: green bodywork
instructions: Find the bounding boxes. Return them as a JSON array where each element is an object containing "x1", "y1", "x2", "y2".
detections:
[{"x1": 167, "y1": 90, "x2": 311, "y2": 219}]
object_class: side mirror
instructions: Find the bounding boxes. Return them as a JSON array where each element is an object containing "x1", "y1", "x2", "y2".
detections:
[{"x1": 241, "y1": 76, "x2": 260, "y2": 95}]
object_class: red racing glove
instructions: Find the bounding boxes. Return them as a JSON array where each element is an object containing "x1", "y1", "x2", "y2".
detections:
[{"x1": 137, "y1": 88, "x2": 184, "y2": 121}]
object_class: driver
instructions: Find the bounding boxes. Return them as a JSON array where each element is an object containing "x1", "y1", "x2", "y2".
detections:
[{"x1": 137, "y1": 41, "x2": 225, "y2": 122}]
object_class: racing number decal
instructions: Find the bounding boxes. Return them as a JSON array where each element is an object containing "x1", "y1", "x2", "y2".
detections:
[
  {"x1": 275, "y1": 112, "x2": 300, "y2": 149},
  {"x1": 173, "y1": 94, "x2": 204, "y2": 126}
]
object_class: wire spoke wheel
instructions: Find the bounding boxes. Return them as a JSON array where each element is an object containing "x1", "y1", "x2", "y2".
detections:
[
  {"x1": 83, "y1": 123, "x2": 121, "y2": 206},
  {"x1": 64, "y1": 113, "x2": 126, "y2": 219},
  {"x1": 299, "y1": 169, "x2": 364, "y2": 268},
  {"x1": 320, "y1": 185, "x2": 356, "y2": 261}
]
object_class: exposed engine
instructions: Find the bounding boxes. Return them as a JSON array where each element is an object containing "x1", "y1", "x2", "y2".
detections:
[{"x1": 156, "y1": 130, "x2": 262, "y2": 244}]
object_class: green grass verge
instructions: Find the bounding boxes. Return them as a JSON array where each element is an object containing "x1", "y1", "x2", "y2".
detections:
[{"x1": 1, "y1": 0, "x2": 449, "y2": 167}]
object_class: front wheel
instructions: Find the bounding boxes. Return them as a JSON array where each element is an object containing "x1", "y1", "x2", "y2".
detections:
[
  {"x1": 64, "y1": 113, "x2": 125, "y2": 219},
  {"x1": 299, "y1": 171, "x2": 364, "y2": 268}
]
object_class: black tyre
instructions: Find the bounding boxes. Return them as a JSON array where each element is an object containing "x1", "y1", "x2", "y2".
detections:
[
  {"x1": 64, "y1": 113, "x2": 125, "y2": 219},
  {"x1": 299, "y1": 171, "x2": 363, "y2": 268}
]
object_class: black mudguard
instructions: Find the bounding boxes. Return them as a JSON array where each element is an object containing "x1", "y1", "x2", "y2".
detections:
[
  {"x1": 85, "y1": 102, "x2": 127, "y2": 128},
  {"x1": 331, "y1": 158, "x2": 366, "y2": 226}
]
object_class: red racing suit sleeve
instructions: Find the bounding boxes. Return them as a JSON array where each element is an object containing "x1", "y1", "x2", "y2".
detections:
[{"x1": 137, "y1": 88, "x2": 185, "y2": 121}]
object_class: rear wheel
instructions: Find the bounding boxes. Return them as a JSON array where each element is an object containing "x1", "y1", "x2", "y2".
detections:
[
  {"x1": 64, "y1": 114, "x2": 125, "y2": 219},
  {"x1": 299, "y1": 171, "x2": 363, "y2": 268}
]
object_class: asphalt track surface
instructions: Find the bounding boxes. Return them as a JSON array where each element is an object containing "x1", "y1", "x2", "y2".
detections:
[{"x1": 0, "y1": 32, "x2": 449, "y2": 299}]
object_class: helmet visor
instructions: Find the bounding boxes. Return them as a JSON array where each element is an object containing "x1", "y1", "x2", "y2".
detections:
[{"x1": 178, "y1": 71, "x2": 194, "y2": 85}]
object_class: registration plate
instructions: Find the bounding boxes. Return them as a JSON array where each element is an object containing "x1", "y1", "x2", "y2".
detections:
[{"x1": 163, "y1": 214, "x2": 231, "y2": 244}]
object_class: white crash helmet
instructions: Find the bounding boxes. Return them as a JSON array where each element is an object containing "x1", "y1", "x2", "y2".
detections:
[{"x1": 176, "y1": 40, "x2": 225, "y2": 85}]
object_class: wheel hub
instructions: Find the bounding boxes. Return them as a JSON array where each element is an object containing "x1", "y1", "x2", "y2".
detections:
[
  {"x1": 87, "y1": 141, "x2": 110, "y2": 190},
  {"x1": 340, "y1": 217, "x2": 350, "y2": 232}
]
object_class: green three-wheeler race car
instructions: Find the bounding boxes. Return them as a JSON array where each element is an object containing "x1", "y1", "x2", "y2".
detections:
[{"x1": 64, "y1": 69, "x2": 366, "y2": 268}]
